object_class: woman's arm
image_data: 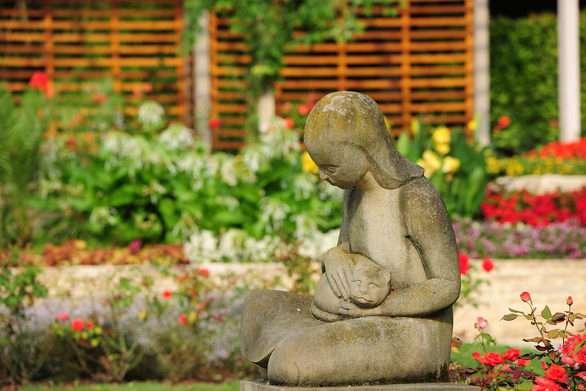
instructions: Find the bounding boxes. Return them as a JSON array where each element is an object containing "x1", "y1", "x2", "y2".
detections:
[{"x1": 339, "y1": 178, "x2": 461, "y2": 318}]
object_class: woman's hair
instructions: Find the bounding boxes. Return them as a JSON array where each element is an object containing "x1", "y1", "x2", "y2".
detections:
[{"x1": 304, "y1": 91, "x2": 423, "y2": 189}]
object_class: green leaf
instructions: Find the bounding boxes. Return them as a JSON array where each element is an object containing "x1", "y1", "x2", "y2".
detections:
[
  {"x1": 502, "y1": 314, "x2": 518, "y2": 321},
  {"x1": 518, "y1": 381, "x2": 534, "y2": 391},
  {"x1": 541, "y1": 305, "x2": 552, "y2": 320}
]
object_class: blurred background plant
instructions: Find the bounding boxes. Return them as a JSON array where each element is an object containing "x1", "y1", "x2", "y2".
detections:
[{"x1": 396, "y1": 120, "x2": 488, "y2": 219}]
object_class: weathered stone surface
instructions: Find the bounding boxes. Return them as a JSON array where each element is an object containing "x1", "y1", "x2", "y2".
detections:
[
  {"x1": 240, "y1": 380, "x2": 480, "y2": 391},
  {"x1": 240, "y1": 92, "x2": 461, "y2": 386}
]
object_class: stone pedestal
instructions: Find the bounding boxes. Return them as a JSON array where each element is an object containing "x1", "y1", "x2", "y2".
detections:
[{"x1": 240, "y1": 380, "x2": 480, "y2": 391}]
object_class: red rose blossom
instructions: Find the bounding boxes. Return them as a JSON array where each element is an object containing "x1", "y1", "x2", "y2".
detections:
[
  {"x1": 483, "y1": 352, "x2": 504, "y2": 366},
  {"x1": 482, "y1": 257, "x2": 494, "y2": 272},
  {"x1": 208, "y1": 117, "x2": 221, "y2": 130},
  {"x1": 162, "y1": 290, "x2": 172, "y2": 299},
  {"x1": 567, "y1": 296, "x2": 573, "y2": 306},
  {"x1": 544, "y1": 363, "x2": 567, "y2": 383},
  {"x1": 283, "y1": 117, "x2": 294, "y2": 130},
  {"x1": 520, "y1": 291, "x2": 531, "y2": 302},
  {"x1": 86, "y1": 322, "x2": 94, "y2": 329},
  {"x1": 198, "y1": 268, "x2": 210, "y2": 279},
  {"x1": 533, "y1": 377, "x2": 563, "y2": 391},
  {"x1": 179, "y1": 313, "x2": 187, "y2": 325},
  {"x1": 71, "y1": 318, "x2": 84, "y2": 331},
  {"x1": 498, "y1": 116, "x2": 510, "y2": 127},
  {"x1": 458, "y1": 253, "x2": 469, "y2": 275},
  {"x1": 503, "y1": 348, "x2": 520, "y2": 362}
]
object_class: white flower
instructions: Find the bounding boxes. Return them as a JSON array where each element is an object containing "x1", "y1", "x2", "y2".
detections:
[
  {"x1": 159, "y1": 123, "x2": 194, "y2": 151},
  {"x1": 137, "y1": 101, "x2": 164, "y2": 129}
]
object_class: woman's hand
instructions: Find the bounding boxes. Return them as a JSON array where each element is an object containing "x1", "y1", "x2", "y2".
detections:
[
  {"x1": 322, "y1": 247, "x2": 353, "y2": 301},
  {"x1": 338, "y1": 302, "x2": 381, "y2": 317}
]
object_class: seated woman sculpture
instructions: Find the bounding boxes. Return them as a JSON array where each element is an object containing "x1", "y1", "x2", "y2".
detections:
[
  {"x1": 241, "y1": 91, "x2": 461, "y2": 386},
  {"x1": 311, "y1": 249, "x2": 392, "y2": 322}
]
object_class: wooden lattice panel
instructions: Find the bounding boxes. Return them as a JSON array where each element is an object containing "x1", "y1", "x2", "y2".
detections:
[
  {"x1": 210, "y1": 0, "x2": 474, "y2": 149},
  {"x1": 0, "y1": 0, "x2": 189, "y2": 124}
]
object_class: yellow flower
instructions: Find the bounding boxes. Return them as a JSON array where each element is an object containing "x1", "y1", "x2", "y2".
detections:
[
  {"x1": 418, "y1": 150, "x2": 441, "y2": 177},
  {"x1": 432, "y1": 126, "x2": 451, "y2": 145},
  {"x1": 441, "y1": 156, "x2": 460, "y2": 174},
  {"x1": 410, "y1": 118, "x2": 420, "y2": 135},
  {"x1": 301, "y1": 151, "x2": 319, "y2": 174},
  {"x1": 434, "y1": 142, "x2": 450, "y2": 156},
  {"x1": 467, "y1": 118, "x2": 477, "y2": 132},
  {"x1": 188, "y1": 311, "x2": 198, "y2": 324},
  {"x1": 138, "y1": 311, "x2": 146, "y2": 320}
]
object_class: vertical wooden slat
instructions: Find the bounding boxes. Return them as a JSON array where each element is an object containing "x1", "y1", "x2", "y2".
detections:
[
  {"x1": 111, "y1": 0, "x2": 121, "y2": 94},
  {"x1": 464, "y1": 0, "x2": 475, "y2": 136},
  {"x1": 43, "y1": 0, "x2": 54, "y2": 82},
  {"x1": 209, "y1": 11, "x2": 220, "y2": 148},
  {"x1": 175, "y1": 0, "x2": 185, "y2": 120},
  {"x1": 337, "y1": 41, "x2": 347, "y2": 92},
  {"x1": 400, "y1": 0, "x2": 412, "y2": 132}
]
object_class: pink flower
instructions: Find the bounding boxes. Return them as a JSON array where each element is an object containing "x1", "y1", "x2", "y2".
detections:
[
  {"x1": 71, "y1": 318, "x2": 84, "y2": 332},
  {"x1": 567, "y1": 296, "x2": 573, "y2": 306},
  {"x1": 503, "y1": 348, "x2": 520, "y2": 362},
  {"x1": 55, "y1": 312, "x2": 69, "y2": 322},
  {"x1": 476, "y1": 317, "x2": 488, "y2": 330},
  {"x1": 209, "y1": 117, "x2": 221, "y2": 130},
  {"x1": 544, "y1": 363, "x2": 567, "y2": 383},
  {"x1": 198, "y1": 268, "x2": 210, "y2": 279},
  {"x1": 162, "y1": 290, "x2": 172, "y2": 299},
  {"x1": 179, "y1": 313, "x2": 187, "y2": 325},
  {"x1": 283, "y1": 117, "x2": 294, "y2": 130},
  {"x1": 482, "y1": 257, "x2": 494, "y2": 272},
  {"x1": 128, "y1": 239, "x2": 142, "y2": 255},
  {"x1": 520, "y1": 291, "x2": 531, "y2": 302},
  {"x1": 458, "y1": 253, "x2": 469, "y2": 275}
]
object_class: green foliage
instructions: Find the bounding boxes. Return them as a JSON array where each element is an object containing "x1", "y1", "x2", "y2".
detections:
[
  {"x1": 396, "y1": 122, "x2": 488, "y2": 219},
  {"x1": 490, "y1": 12, "x2": 586, "y2": 155},
  {"x1": 0, "y1": 87, "x2": 48, "y2": 246},
  {"x1": 183, "y1": 0, "x2": 400, "y2": 105}
]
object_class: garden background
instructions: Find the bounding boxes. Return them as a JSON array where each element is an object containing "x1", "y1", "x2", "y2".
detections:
[{"x1": 1, "y1": 1, "x2": 586, "y2": 390}]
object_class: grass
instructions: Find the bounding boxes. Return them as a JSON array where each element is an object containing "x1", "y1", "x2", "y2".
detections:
[{"x1": 22, "y1": 380, "x2": 241, "y2": 391}]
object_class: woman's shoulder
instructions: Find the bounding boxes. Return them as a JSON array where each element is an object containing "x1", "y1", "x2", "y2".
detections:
[{"x1": 398, "y1": 177, "x2": 449, "y2": 224}]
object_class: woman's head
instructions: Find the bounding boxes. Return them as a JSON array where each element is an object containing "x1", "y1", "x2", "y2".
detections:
[{"x1": 304, "y1": 91, "x2": 423, "y2": 189}]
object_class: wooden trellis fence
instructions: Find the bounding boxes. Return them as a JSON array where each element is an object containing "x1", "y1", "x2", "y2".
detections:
[
  {"x1": 0, "y1": 0, "x2": 191, "y2": 124},
  {"x1": 210, "y1": 0, "x2": 474, "y2": 149}
]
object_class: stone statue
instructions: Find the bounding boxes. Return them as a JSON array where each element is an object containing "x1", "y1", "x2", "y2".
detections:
[{"x1": 241, "y1": 91, "x2": 461, "y2": 386}]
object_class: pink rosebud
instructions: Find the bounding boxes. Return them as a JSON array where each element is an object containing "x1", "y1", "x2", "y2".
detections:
[
  {"x1": 55, "y1": 312, "x2": 69, "y2": 322},
  {"x1": 128, "y1": 239, "x2": 142, "y2": 255},
  {"x1": 179, "y1": 313, "x2": 187, "y2": 325},
  {"x1": 71, "y1": 318, "x2": 84, "y2": 331},
  {"x1": 520, "y1": 291, "x2": 531, "y2": 302},
  {"x1": 476, "y1": 317, "x2": 488, "y2": 330},
  {"x1": 482, "y1": 257, "x2": 494, "y2": 272},
  {"x1": 567, "y1": 296, "x2": 573, "y2": 306}
]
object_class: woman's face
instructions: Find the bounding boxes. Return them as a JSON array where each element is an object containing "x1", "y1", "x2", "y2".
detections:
[{"x1": 308, "y1": 143, "x2": 369, "y2": 189}]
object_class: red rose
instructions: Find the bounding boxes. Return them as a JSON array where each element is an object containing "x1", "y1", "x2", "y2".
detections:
[
  {"x1": 503, "y1": 348, "x2": 520, "y2": 362},
  {"x1": 283, "y1": 117, "x2": 294, "y2": 130},
  {"x1": 298, "y1": 104, "x2": 311, "y2": 116},
  {"x1": 483, "y1": 352, "x2": 504, "y2": 366},
  {"x1": 29, "y1": 71, "x2": 49, "y2": 93},
  {"x1": 179, "y1": 313, "x2": 187, "y2": 325},
  {"x1": 545, "y1": 364, "x2": 567, "y2": 383},
  {"x1": 520, "y1": 291, "x2": 531, "y2": 302},
  {"x1": 198, "y1": 268, "x2": 210, "y2": 279},
  {"x1": 162, "y1": 290, "x2": 172, "y2": 299},
  {"x1": 517, "y1": 359, "x2": 531, "y2": 366},
  {"x1": 482, "y1": 257, "x2": 494, "y2": 272},
  {"x1": 86, "y1": 322, "x2": 94, "y2": 329},
  {"x1": 71, "y1": 318, "x2": 84, "y2": 331},
  {"x1": 498, "y1": 116, "x2": 510, "y2": 128},
  {"x1": 533, "y1": 377, "x2": 562, "y2": 391},
  {"x1": 472, "y1": 351, "x2": 481, "y2": 359},
  {"x1": 208, "y1": 117, "x2": 221, "y2": 130},
  {"x1": 567, "y1": 296, "x2": 573, "y2": 306},
  {"x1": 458, "y1": 253, "x2": 469, "y2": 275}
]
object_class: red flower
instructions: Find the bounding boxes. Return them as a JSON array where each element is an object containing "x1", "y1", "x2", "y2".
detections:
[
  {"x1": 458, "y1": 253, "x2": 469, "y2": 275},
  {"x1": 472, "y1": 351, "x2": 481, "y2": 359},
  {"x1": 483, "y1": 352, "x2": 504, "y2": 366},
  {"x1": 520, "y1": 291, "x2": 531, "y2": 302},
  {"x1": 29, "y1": 71, "x2": 49, "y2": 94},
  {"x1": 86, "y1": 322, "x2": 94, "y2": 329},
  {"x1": 544, "y1": 363, "x2": 567, "y2": 383},
  {"x1": 533, "y1": 377, "x2": 563, "y2": 391},
  {"x1": 498, "y1": 116, "x2": 510, "y2": 127},
  {"x1": 298, "y1": 104, "x2": 311, "y2": 116},
  {"x1": 179, "y1": 313, "x2": 187, "y2": 325},
  {"x1": 162, "y1": 290, "x2": 172, "y2": 299},
  {"x1": 91, "y1": 92, "x2": 107, "y2": 104},
  {"x1": 567, "y1": 296, "x2": 573, "y2": 306},
  {"x1": 209, "y1": 117, "x2": 221, "y2": 130},
  {"x1": 283, "y1": 117, "x2": 294, "y2": 130},
  {"x1": 482, "y1": 257, "x2": 494, "y2": 272},
  {"x1": 197, "y1": 302, "x2": 205, "y2": 310},
  {"x1": 55, "y1": 312, "x2": 69, "y2": 322},
  {"x1": 517, "y1": 359, "x2": 531, "y2": 366},
  {"x1": 128, "y1": 239, "x2": 142, "y2": 255},
  {"x1": 198, "y1": 268, "x2": 210, "y2": 279},
  {"x1": 503, "y1": 348, "x2": 521, "y2": 362},
  {"x1": 71, "y1": 318, "x2": 84, "y2": 331}
]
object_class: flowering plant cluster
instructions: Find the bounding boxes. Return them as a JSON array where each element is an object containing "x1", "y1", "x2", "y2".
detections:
[
  {"x1": 481, "y1": 188, "x2": 586, "y2": 227},
  {"x1": 454, "y1": 217, "x2": 586, "y2": 259},
  {"x1": 525, "y1": 138, "x2": 586, "y2": 160},
  {"x1": 451, "y1": 295, "x2": 585, "y2": 391},
  {"x1": 456, "y1": 253, "x2": 494, "y2": 309},
  {"x1": 396, "y1": 120, "x2": 488, "y2": 218}
]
